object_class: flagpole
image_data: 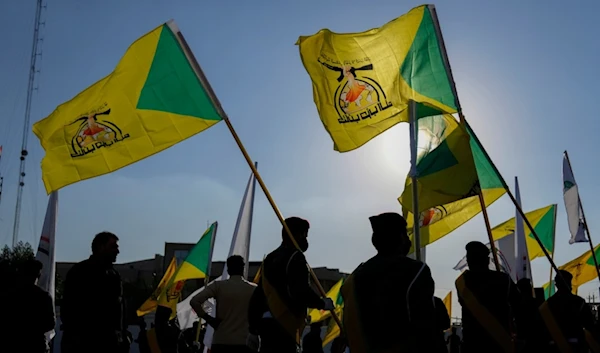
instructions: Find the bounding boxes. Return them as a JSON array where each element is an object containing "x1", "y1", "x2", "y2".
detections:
[
  {"x1": 564, "y1": 151, "x2": 600, "y2": 290},
  {"x1": 408, "y1": 100, "x2": 422, "y2": 261},
  {"x1": 431, "y1": 4, "x2": 563, "y2": 280},
  {"x1": 170, "y1": 26, "x2": 343, "y2": 332},
  {"x1": 477, "y1": 191, "x2": 501, "y2": 271},
  {"x1": 429, "y1": 4, "x2": 501, "y2": 271},
  {"x1": 548, "y1": 204, "x2": 557, "y2": 298}
]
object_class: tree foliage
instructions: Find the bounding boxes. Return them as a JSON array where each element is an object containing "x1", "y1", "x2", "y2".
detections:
[{"x1": 0, "y1": 241, "x2": 35, "y2": 268}]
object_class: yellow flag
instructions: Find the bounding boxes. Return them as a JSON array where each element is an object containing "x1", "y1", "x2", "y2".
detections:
[
  {"x1": 33, "y1": 21, "x2": 223, "y2": 193},
  {"x1": 137, "y1": 257, "x2": 178, "y2": 316},
  {"x1": 158, "y1": 279, "x2": 186, "y2": 320},
  {"x1": 297, "y1": 5, "x2": 457, "y2": 152},
  {"x1": 308, "y1": 278, "x2": 344, "y2": 323},
  {"x1": 542, "y1": 243, "x2": 600, "y2": 295},
  {"x1": 322, "y1": 306, "x2": 344, "y2": 347},
  {"x1": 443, "y1": 291, "x2": 452, "y2": 318}
]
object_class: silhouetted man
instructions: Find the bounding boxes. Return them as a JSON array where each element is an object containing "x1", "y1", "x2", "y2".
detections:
[
  {"x1": 433, "y1": 296, "x2": 451, "y2": 352},
  {"x1": 302, "y1": 322, "x2": 324, "y2": 353},
  {"x1": 0, "y1": 259, "x2": 55, "y2": 353},
  {"x1": 456, "y1": 241, "x2": 521, "y2": 353},
  {"x1": 341, "y1": 212, "x2": 438, "y2": 353},
  {"x1": 61, "y1": 232, "x2": 127, "y2": 353},
  {"x1": 248, "y1": 217, "x2": 333, "y2": 353},
  {"x1": 540, "y1": 270, "x2": 597, "y2": 353},
  {"x1": 516, "y1": 278, "x2": 545, "y2": 352},
  {"x1": 191, "y1": 255, "x2": 256, "y2": 353},
  {"x1": 446, "y1": 327, "x2": 461, "y2": 353}
]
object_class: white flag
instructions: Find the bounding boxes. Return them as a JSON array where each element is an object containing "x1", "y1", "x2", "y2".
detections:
[
  {"x1": 35, "y1": 191, "x2": 58, "y2": 341},
  {"x1": 514, "y1": 177, "x2": 532, "y2": 280},
  {"x1": 176, "y1": 165, "x2": 257, "y2": 344},
  {"x1": 563, "y1": 153, "x2": 587, "y2": 244}
]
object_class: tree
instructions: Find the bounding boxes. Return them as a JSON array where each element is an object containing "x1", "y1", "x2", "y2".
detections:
[{"x1": 0, "y1": 241, "x2": 35, "y2": 267}]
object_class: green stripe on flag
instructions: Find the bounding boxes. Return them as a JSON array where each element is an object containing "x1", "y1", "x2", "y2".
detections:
[{"x1": 137, "y1": 25, "x2": 222, "y2": 121}]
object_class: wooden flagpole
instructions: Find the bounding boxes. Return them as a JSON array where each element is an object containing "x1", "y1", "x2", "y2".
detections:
[
  {"x1": 170, "y1": 23, "x2": 343, "y2": 332},
  {"x1": 408, "y1": 100, "x2": 422, "y2": 261},
  {"x1": 429, "y1": 4, "x2": 501, "y2": 271}
]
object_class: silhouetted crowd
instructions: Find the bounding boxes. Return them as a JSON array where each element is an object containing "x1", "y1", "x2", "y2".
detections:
[{"x1": 1, "y1": 213, "x2": 600, "y2": 353}]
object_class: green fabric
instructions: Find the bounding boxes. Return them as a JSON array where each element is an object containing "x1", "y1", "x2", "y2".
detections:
[
  {"x1": 416, "y1": 115, "x2": 458, "y2": 177},
  {"x1": 466, "y1": 122, "x2": 506, "y2": 190},
  {"x1": 530, "y1": 205, "x2": 556, "y2": 253},
  {"x1": 137, "y1": 25, "x2": 222, "y2": 121},
  {"x1": 400, "y1": 7, "x2": 457, "y2": 113},
  {"x1": 184, "y1": 222, "x2": 215, "y2": 273}
]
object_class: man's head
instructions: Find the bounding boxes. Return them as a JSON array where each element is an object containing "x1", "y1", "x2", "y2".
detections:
[
  {"x1": 92, "y1": 231, "x2": 119, "y2": 263},
  {"x1": 517, "y1": 278, "x2": 533, "y2": 298},
  {"x1": 310, "y1": 322, "x2": 321, "y2": 332},
  {"x1": 369, "y1": 213, "x2": 410, "y2": 256},
  {"x1": 556, "y1": 270, "x2": 573, "y2": 293},
  {"x1": 227, "y1": 255, "x2": 245, "y2": 277},
  {"x1": 19, "y1": 259, "x2": 43, "y2": 284},
  {"x1": 465, "y1": 241, "x2": 490, "y2": 271},
  {"x1": 282, "y1": 217, "x2": 310, "y2": 252}
]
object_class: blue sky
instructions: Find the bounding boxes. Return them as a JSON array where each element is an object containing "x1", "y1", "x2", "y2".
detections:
[{"x1": 2, "y1": 0, "x2": 600, "y2": 313}]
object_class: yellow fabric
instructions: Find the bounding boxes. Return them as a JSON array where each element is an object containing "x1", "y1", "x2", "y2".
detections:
[
  {"x1": 400, "y1": 115, "x2": 479, "y2": 213},
  {"x1": 456, "y1": 274, "x2": 514, "y2": 353},
  {"x1": 157, "y1": 279, "x2": 186, "y2": 320},
  {"x1": 262, "y1": 265, "x2": 306, "y2": 344},
  {"x1": 340, "y1": 274, "x2": 369, "y2": 353},
  {"x1": 137, "y1": 257, "x2": 178, "y2": 316},
  {"x1": 322, "y1": 306, "x2": 343, "y2": 347},
  {"x1": 443, "y1": 291, "x2": 452, "y2": 318},
  {"x1": 585, "y1": 329, "x2": 600, "y2": 353},
  {"x1": 405, "y1": 188, "x2": 506, "y2": 254},
  {"x1": 542, "y1": 243, "x2": 600, "y2": 295},
  {"x1": 308, "y1": 278, "x2": 343, "y2": 323},
  {"x1": 147, "y1": 328, "x2": 162, "y2": 353},
  {"x1": 33, "y1": 23, "x2": 221, "y2": 193},
  {"x1": 491, "y1": 204, "x2": 555, "y2": 261},
  {"x1": 172, "y1": 261, "x2": 208, "y2": 283},
  {"x1": 539, "y1": 302, "x2": 573, "y2": 353},
  {"x1": 296, "y1": 5, "x2": 456, "y2": 152}
]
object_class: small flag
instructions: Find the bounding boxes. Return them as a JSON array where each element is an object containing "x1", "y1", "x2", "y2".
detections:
[
  {"x1": 137, "y1": 257, "x2": 178, "y2": 316},
  {"x1": 442, "y1": 291, "x2": 452, "y2": 318},
  {"x1": 297, "y1": 5, "x2": 457, "y2": 152},
  {"x1": 308, "y1": 278, "x2": 344, "y2": 324},
  {"x1": 563, "y1": 153, "x2": 587, "y2": 244},
  {"x1": 33, "y1": 20, "x2": 223, "y2": 194},
  {"x1": 35, "y1": 191, "x2": 58, "y2": 341},
  {"x1": 542, "y1": 243, "x2": 600, "y2": 295},
  {"x1": 158, "y1": 222, "x2": 218, "y2": 317}
]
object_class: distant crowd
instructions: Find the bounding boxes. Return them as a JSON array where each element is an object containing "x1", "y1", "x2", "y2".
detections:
[{"x1": 1, "y1": 213, "x2": 599, "y2": 353}]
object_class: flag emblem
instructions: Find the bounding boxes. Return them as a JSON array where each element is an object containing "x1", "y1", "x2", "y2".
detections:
[
  {"x1": 318, "y1": 57, "x2": 393, "y2": 125},
  {"x1": 67, "y1": 104, "x2": 130, "y2": 158}
]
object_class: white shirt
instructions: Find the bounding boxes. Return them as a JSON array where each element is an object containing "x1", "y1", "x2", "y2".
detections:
[{"x1": 190, "y1": 275, "x2": 256, "y2": 345}]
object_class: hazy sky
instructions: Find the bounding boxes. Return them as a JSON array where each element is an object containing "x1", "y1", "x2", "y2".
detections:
[{"x1": 2, "y1": 0, "x2": 600, "y2": 314}]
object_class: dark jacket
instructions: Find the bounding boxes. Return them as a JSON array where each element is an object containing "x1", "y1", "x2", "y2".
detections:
[
  {"x1": 342, "y1": 254, "x2": 437, "y2": 353},
  {"x1": 302, "y1": 328, "x2": 324, "y2": 353},
  {"x1": 61, "y1": 255, "x2": 124, "y2": 352},
  {"x1": 457, "y1": 270, "x2": 521, "y2": 353},
  {"x1": 248, "y1": 246, "x2": 324, "y2": 334},
  {"x1": 0, "y1": 282, "x2": 55, "y2": 353}
]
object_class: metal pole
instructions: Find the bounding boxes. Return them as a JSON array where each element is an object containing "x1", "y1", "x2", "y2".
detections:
[
  {"x1": 408, "y1": 100, "x2": 422, "y2": 261},
  {"x1": 13, "y1": 0, "x2": 44, "y2": 246}
]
